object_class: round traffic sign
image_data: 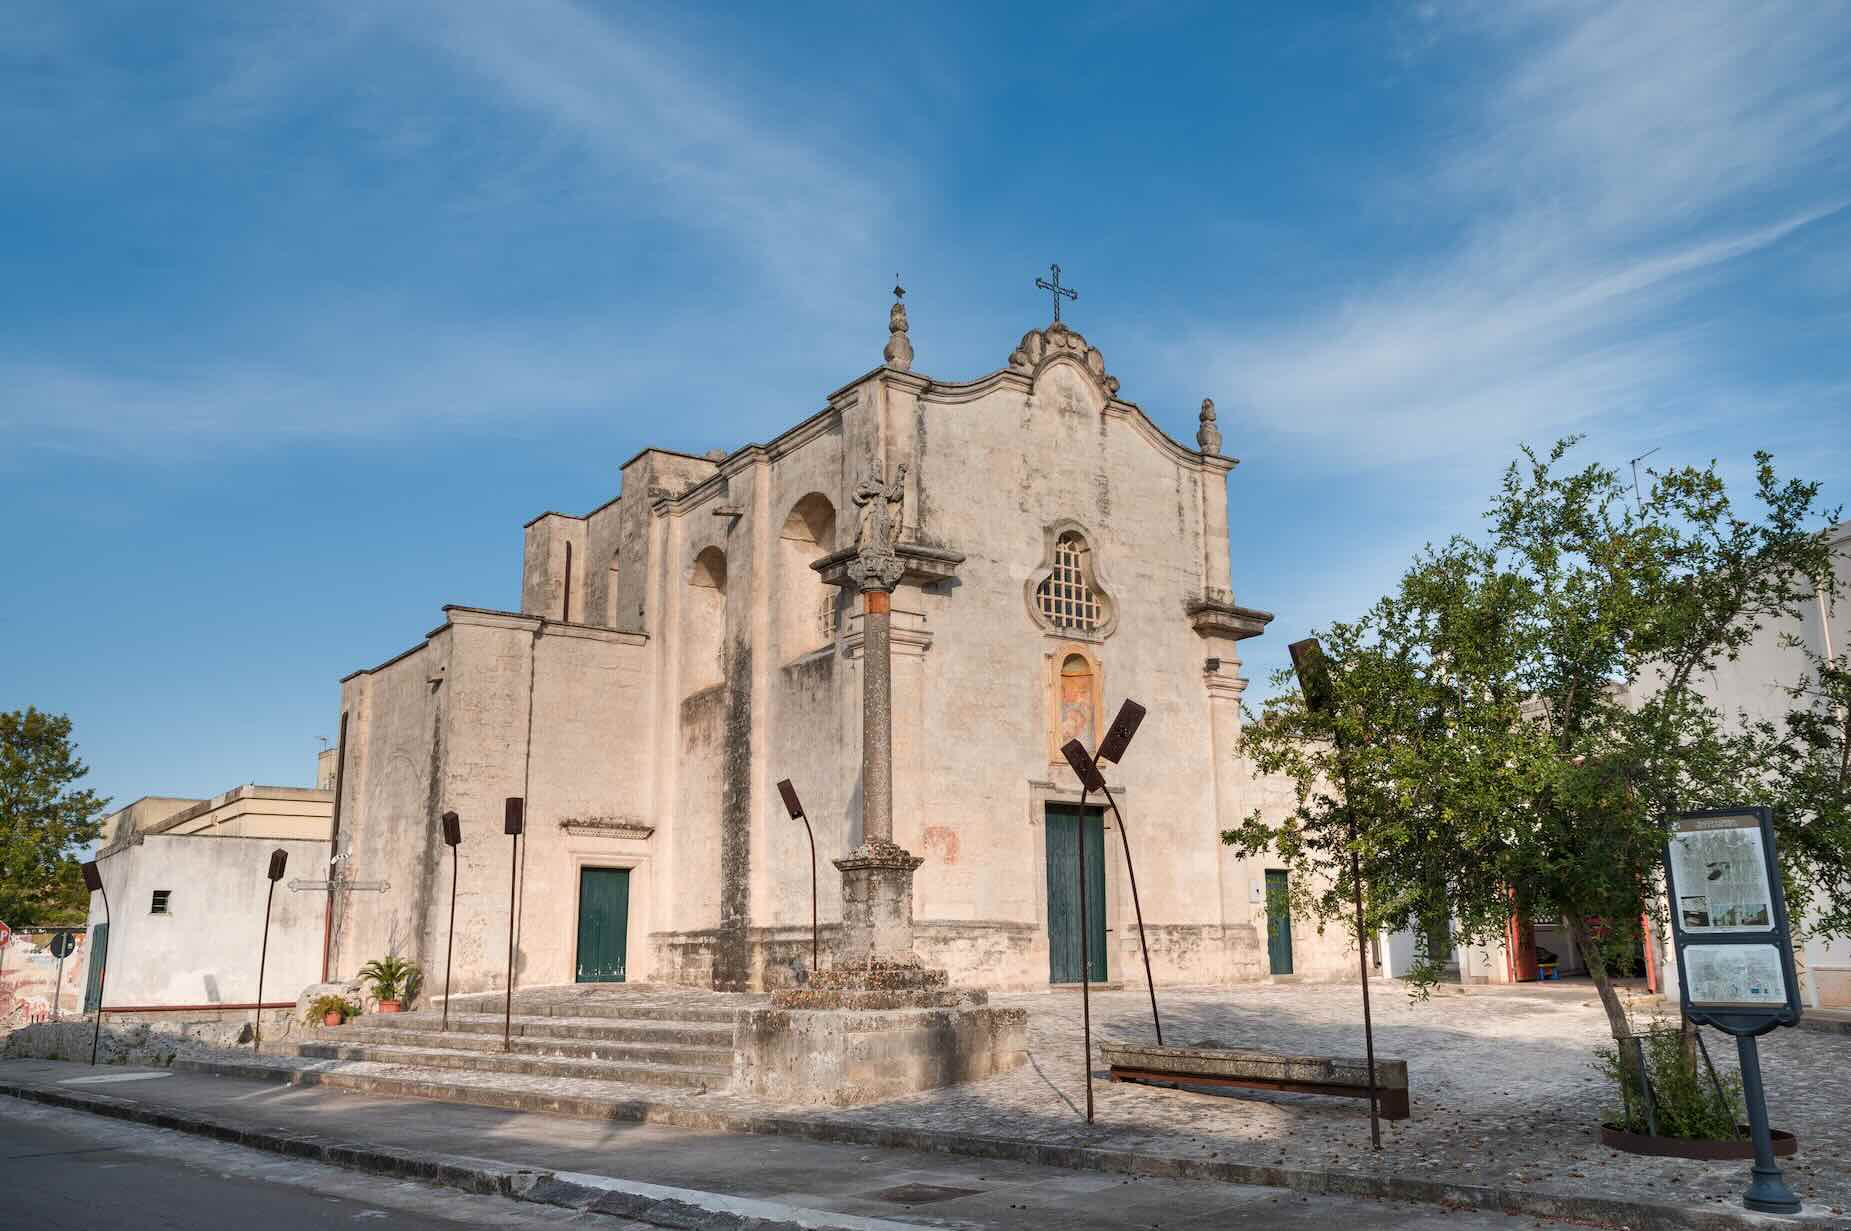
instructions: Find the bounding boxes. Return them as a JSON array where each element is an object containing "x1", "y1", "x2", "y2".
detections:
[{"x1": 50, "y1": 931, "x2": 78, "y2": 959}]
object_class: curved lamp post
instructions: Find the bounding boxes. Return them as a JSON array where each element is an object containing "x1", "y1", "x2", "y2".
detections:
[
  {"x1": 253, "y1": 848, "x2": 288, "y2": 1053},
  {"x1": 502, "y1": 797, "x2": 524, "y2": 1052},
  {"x1": 775, "y1": 780, "x2": 819, "y2": 975},
  {"x1": 440, "y1": 811, "x2": 462, "y2": 1032}
]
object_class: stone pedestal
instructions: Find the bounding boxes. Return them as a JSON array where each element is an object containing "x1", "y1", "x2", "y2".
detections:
[{"x1": 833, "y1": 838, "x2": 924, "y2": 964}]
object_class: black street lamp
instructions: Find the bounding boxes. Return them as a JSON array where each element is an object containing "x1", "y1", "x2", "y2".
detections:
[
  {"x1": 776, "y1": 780, "x2": 820, "y2": 976},
  {"x1": 440, "y1": 811, "x2": 462, "y2": 1032},
  {"x1": 502, "y1": 797, "x2": 524, "y2": 1052},
  {"x1": 253, "y1": 848, "x2": 288, "y2": 1054},
  {"x1": 82, "y1": 860, "x2": 109, "y2": 1066}
]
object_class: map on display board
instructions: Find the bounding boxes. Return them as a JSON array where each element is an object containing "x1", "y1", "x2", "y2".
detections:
[
  {"x1": 1667, "y1": 814, "x2": 1774, "y2": 933},
  {"x1": 1682, "y1": 943, "x2": 1788, "y2": 1008}
]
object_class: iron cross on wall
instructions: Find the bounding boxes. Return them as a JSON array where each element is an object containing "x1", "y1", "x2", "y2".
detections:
[{"x1": 1036, "y1": 263, "x2": 1077, "y2": 322}]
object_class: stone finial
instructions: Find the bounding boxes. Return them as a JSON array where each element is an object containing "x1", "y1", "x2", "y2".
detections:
[
  {"x1": 1196, "y1": 397, "x2": 1222, "y2": 455},
  {"x1": 883, "y1": 281, "x2": 913, "y2": 371}
]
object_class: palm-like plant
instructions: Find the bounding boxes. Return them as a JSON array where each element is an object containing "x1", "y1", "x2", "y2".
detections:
[{"x1": 357, "y1": 955, "x2": 421, "y2": 1006}]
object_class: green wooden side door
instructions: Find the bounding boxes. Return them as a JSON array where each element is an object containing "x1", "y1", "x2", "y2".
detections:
[
  {"x1": 1045, "y1": 804, "x2": 1107, "y2": 983},
  {"x1": 1265, "y1": 868, "x2": 1294, "y2": 975},
  {"x1": 83, "y1": 922, "x2": 108, "y2": 1013},
  {"x1": 575, "y1": 868, "x2": 630, "y2": 983}
]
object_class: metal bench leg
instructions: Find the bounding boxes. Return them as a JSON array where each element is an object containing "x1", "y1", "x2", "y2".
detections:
[{"x1": 1378, "y1": 1088, "x2": 1410, "y2": 1120}]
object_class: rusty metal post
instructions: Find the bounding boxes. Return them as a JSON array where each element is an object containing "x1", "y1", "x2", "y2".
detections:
[
  {"x1": 503, "y1": 798, "x2": 524, "y2": 1053},
  {"x1": 253, "y1": 850, "x2": 287, "y2": 1053},
  {"x1": 1098, "y1": 784, "x2": 1160, "y2": 1046},
  {"x1": 1076, "y1": 782, "x2": 1095, "y2": 1123},
  {"x1": 440, "y1": 812, "x2": 462, "y2": 1032},
  {"x1": 776, "y1": 781, "x2": 819, "y2": 974}
]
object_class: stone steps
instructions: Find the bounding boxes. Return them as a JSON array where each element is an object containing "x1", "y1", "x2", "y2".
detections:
[
  {"x1": 172, "y1": 1053, "x2": 702, "y2": 1121},
  {"x1": 291, "y1": 1040, "x2": 729, "y2": 1089},
  {"x1": 362, "y1": 1012, "x2": 735, "y2": 1047},
  {"x1": 436, "y1": 994, "x2": 751, "y2": 1025},
  {"x1": 311, "y1": 1025, "x2": 734, "y2": 1069}
]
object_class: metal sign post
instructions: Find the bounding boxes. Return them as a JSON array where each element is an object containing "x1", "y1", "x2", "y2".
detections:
[
  {"x1": 1289, "y1": 637, "x2": 1382, "y2": 1151},
  {"x1": 440, "y1": 811, "x2": 463, "y2": 1032},
  {"x1": 82, "y1": 861, "x2": 110, "y2": 1066},
  {"x1": 775, "y1": 781, "x2": 819, "y2": 974},
  {"x1": 253, "y1": 849, "x2": 288, "y2": 1053},
  {"x1": 1664, "y1": 806, "x2": 1804, "y2": 1215},
  {"x1": 49, "y1": 930, "x2": 77, "y2": 1022}
]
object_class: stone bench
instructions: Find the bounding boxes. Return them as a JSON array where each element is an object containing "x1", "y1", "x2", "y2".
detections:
[{"x1": 1100, "y1": 1041, "x2": 1410, "y2": 1120}]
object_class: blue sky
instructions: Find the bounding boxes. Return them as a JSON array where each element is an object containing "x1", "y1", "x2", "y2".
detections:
[{"x1": 4, "y1": 2, "x2": 1848, "y2": 812}]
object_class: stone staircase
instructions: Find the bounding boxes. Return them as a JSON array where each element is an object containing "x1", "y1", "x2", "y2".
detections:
[{"x1": 174, "y1": 985, "x2": 767, "y2": 1113}]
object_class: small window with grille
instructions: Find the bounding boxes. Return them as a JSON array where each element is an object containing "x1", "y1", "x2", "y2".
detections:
[
  {"x1": 1035, "y1": 532, "x2": 1103, "y2": 632},
  {"x1": 150, "y1": 890, "x2": 172, "y2": 915}
]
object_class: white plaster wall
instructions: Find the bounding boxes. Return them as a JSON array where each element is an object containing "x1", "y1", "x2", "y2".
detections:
[{"x1": 85, "y1": 834, "x2": 329, "y2": 1008}]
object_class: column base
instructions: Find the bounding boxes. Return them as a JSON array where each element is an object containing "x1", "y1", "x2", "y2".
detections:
[{"x1": 832, "y1": 839, "x2": 924, "y2": 966}]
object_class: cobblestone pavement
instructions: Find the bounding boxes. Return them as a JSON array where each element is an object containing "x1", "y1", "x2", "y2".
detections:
[
  {"x1": 868, "y1": 982, "x2": 1849, "y2": 1216},
  {"x1": 169, "y1": 981, "x2": 1850, "y2": 1219}
]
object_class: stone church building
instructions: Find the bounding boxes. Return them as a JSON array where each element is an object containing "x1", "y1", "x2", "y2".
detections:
[{"x1": 325, "y1": 292, "x2": 1344, "y2": 994}]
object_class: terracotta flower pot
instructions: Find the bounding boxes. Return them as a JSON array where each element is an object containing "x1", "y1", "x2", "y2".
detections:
[
  {"x1": 377, "y1": 1000, "x2": 401, "y2": 1013},
  {"x1": 323, "y1": 1011, "x2": 344, "y2": 1027}
]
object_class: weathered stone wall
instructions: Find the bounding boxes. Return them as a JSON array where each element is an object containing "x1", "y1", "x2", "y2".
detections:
[
  {"x1": 333, "y1": 327, "x2": 1317, "y2": 994},
  {"x1": 86, "y1": 833, "x2": 330, "y2": 1008}
]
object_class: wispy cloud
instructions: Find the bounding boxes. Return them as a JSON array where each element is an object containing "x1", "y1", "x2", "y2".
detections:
[{"x1": 1203, "y1": 1, "x2": 1851, "y2": 468}]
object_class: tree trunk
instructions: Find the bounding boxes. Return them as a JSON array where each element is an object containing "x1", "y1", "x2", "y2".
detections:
[{"x1": 1564, "y1": 913, "x2": 1632, "y2": 1044}]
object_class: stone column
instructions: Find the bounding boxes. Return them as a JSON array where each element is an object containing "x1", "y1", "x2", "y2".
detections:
[{"x1": 834, "y1": 547, "x2": 923, "y2": 966}]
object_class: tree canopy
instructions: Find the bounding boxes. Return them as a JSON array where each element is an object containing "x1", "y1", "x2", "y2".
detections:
[
  {"x1": 1224, "y1": 441, "x2": 1841, "y2": 1043},
  {"x1": 1, "y1": 707, "x2": 109, "y2": 926}
]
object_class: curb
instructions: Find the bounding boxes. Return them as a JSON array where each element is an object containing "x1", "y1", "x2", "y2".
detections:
[{"x1": 6, "y1": 1067, "x2": 1833, "y2": 1231}]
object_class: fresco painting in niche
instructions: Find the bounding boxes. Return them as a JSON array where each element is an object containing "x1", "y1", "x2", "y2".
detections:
[{"x1": 1060, "y1": 654, "x2": 1094, "y2": 749}]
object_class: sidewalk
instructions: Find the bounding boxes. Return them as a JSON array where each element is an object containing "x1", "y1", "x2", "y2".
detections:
[{"x1": 2, "y1": 1058, "x2": 1597, "y2": 1231}]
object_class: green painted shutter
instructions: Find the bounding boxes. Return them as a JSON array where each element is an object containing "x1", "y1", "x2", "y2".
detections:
[
  {"x1": 575, "y1": 868, "x2": 630, "y2": 983},
  {"x1": 83, "y1": 922, "x2": 108, "y2": 1013},
  {"x1": 1265, "y1": 868, "x2": 1294, "y2": 975},
  {"x1": 1045, "y1": 805, "x2": 1107, "y2": 983}
]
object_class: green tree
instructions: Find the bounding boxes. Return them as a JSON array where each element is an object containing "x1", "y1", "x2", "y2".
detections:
[
  {"x1": 0, "y1": 708, "x2": 110, "y2": 925},
  {"x1": 1224, "y1": 441, "x2": 1840, "y2": 1052}
]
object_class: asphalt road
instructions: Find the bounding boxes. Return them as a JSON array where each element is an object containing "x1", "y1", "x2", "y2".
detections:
[{"x1": 0, "y1": 1100, "x2": 607, "y2": 1230}]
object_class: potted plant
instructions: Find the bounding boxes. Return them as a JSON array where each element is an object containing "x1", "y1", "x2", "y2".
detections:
[
  {"x1": 306, "y1": 994, "x2": 358, "y2": 1027},
  {"x1": 1594, "y1": 1022, "x2": 1795, "y2": 1159},
  {"x1": 357, "y1": 955, "x2": 421, "y2": 1014}
]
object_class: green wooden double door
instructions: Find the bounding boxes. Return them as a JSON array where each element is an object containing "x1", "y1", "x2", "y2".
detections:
[
  {"x1": 575, "y1": 867, "x2": 630, "y2": 983},
  {"x1": 1045, "y1": 804, "x2": 1107, "y2": 984}
]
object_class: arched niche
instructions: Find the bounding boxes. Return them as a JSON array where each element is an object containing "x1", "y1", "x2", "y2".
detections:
[
  {"x1": 779, "y1": 492, "x2": 838, "y2": 658},
  {"x1": 684, "y1": 545, "x2": 728, "y2": 693}
]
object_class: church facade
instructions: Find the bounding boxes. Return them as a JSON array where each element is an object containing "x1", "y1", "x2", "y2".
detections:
[{"x1": 325, "y1": 296, "x2": 1343, "y2": 994}]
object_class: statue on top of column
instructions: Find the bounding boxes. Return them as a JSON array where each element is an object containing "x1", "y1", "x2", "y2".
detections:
[{"x1": 849, "y1": 457, "x2": 908, "y2": 592}]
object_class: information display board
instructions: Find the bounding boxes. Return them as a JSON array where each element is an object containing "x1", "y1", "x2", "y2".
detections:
[{"x1": 1663, "y1": 807, "x2": 1802, "y2": 1034}]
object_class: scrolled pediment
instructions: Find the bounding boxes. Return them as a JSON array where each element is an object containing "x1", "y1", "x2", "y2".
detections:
[{"x1": 1007, "y1": 323, "x2": 1120, "y2": 399}]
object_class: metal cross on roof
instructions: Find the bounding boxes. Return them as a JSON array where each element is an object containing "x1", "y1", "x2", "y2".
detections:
[{"x1": 1036, "y1": 263, "x2": 1077, "y2": 323}]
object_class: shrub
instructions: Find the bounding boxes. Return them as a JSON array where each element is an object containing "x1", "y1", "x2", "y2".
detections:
[
  {"x1": 1595, "y1": 1024, "x2": 1744, "y2": 1140},
  {"x1": 305, "y1": 994, "x2": 359, "y2": 1024},
  {"x1": 357, "y1": 955, "x2": 422, "y2": 1005}
]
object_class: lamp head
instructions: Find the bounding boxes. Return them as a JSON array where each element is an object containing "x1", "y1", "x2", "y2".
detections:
[
  {"x1": 1288, "y1": 637, "x2": 1336, "y2": 715},
  {"x1": 82, "y1": 861, "x2": 103, "y2": 893},
  {"x1": 1097, "y1": 699, "x2": 1146, "y2": 765},
  {"x1": 504, "y1": 797, "x2": 525, "y2": 836},
  {"x1": 267, "y1": 848, "x2": 289, "y2": 882},
  {"x1": 776, "y1": 779, "x2": 804, "y2": 820},
  {"x1": 1060, "y1": 739, "x2": 1106, "y2": 792},
  {"x1": 441, "y1": 811, "x2": 462, "y2": 846}
]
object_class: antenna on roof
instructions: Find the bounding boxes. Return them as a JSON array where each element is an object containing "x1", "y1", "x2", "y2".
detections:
[{"x1": 1628, "y1": 447, "x2": 1660, "y2": 512}]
